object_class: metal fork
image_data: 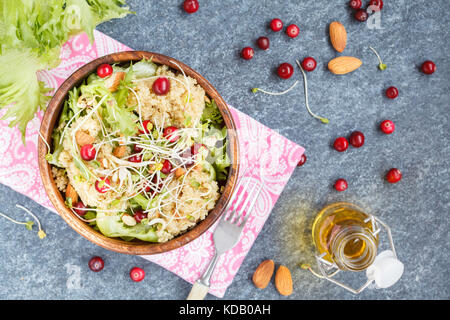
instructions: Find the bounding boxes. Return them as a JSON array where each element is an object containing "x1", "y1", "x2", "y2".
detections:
[{"x1": 186, "y1": 169, "x2": 264, "y2": 300}]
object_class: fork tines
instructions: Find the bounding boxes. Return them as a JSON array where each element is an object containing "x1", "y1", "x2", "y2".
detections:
[{"x1": 223, "y1": 168, "x2": 264, "y2": 227}]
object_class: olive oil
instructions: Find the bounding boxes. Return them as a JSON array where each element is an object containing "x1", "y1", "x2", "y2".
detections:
[{"x1": 312, "y1": 202, "x2": 379, "y2": 271}]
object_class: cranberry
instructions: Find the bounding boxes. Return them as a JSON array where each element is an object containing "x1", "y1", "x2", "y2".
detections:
[
  {"x1": 134, "y1": 144, "x2": 143, "y2": 153},
  {"x1": 302, "y1": 57, "x2": 317, "y2": 72},
  {"x1": 257, "y1": 37, "x2": 270, "y2": 50},
  {"x1": 421, "y1": 60, "x2": 436, "y2": 75},
  {"x1": 241, "y1": 47, "x2": 254, "y2": 60},
  {"x1": 152, "y1": 77, "x2": 170, "y2": 95},
  {"x1": 334, "y1": 179, "x2": 348, "y2": 192},
  {"x1": 89, "y1": 256, "x2": 104, "y2": 272},
  {"x1": 297, "y1": 154, "x2": 307, "y2": 167},
  {"x1": 270, "y1": 18, "x2": 283, "y2": 32},
  {"x1": 80, "y1": 144, "x2": 96, "y2": 161},
  {"x1": 96, "y1": 64, "x2": 113, "y2": 78},
  {"x1": 286, "y1": 24, "x2": 300, "y2": 38},
  {"x1": 130, "y1": 267, "x2": 145, "y2": 282},
  {"x1": 380, "y1": 120, "x2": 395, "y2": 134},
  {"x1": 386, "y1": 168, "x2": 402, "y2": 184},
  {"x1": 333, "y1": 137, "x2": 349, "y2": 152},
  {"x1": 369, "y1": 0, "x2": 384, "y2": 10},
  {"x1": 161, "y1": 160, "x2": 173, "y2": 175},
  {"x1": 191, "y1": 143, "x2": 207, "y2": 156},
  {"x1": 128, "y1": 154, "x2": 142, "y2": 163},
  {"x1": 95, "y1": 177, "x2": 111, "y2": 193},
  {"x1": 349, "y1": 131, "x2": 365, "y2": 148},
  {"x1": 386, "y1": 86, "x2": 399, "y2": 99},
  {"x1": 183, "y1": 0, "x2": 199, "y2": 14},
  {"x1": 355, "y1": 9, "x2": 368, "y2": 22},
  {"x1": 349, "y1": 0, "x2": 362, "y2": 9},
  {"x1": 163, "y1": 126, "x2": 180, "y2": 143},
  {"x1": 73, "y1": 202, "x2": 87, "y2": 216},
  {"x1": 277, "y1": 63, "x2": 294, "y2": 79},
  {"x1": 134, "y1": 210, "x2": 147, "y2": 223},
  {"x1": 138, "y1": 120, "x2": 152, "y2": 134}
]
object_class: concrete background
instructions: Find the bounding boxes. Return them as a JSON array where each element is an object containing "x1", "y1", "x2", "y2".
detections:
[{"x1": 0, "y1": 0, "x2": 449, "y2": 300}]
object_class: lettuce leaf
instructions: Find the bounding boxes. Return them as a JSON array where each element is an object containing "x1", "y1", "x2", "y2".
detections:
[
  {"x1": 96, "y1": 212, "x2": 159, "y2": 242},
  {"x1": 0, "y1": 0, "x2": 132, "y2": 142}
]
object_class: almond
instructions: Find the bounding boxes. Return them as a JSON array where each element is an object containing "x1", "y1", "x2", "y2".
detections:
[
  {"x1": 105, "y1": 72, "x2": 126, "y2": 92},
  {"x1": 112, "y1": 145, "x2": 127, "y2": 158},
  {"x1": 174, "y1": 167, "x2": 186, "y2": 179},
  {"x1": 252, "y1": 259, "x2": 275, "y2": 289},
  {"x1": 121, "y1": 214, "x2": 136, "y2": 226},
  {"x1": 75, "y1": 131, "x2": 95, "y2": 147},
  {"x1": 65, "y1": 184, "x2": 78, "y2": 204},
  {"x1": 275, "y1": 265, "x2": 293, "y2": 296},
  {"x1": 329, "y1": 21, "x2": 347, "y2": 53},
  {"x1": 328, "y1": 56, "x2": 362, "y2": 75}
]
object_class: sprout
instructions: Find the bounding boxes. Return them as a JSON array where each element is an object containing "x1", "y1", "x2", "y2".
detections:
[
  {"x1": 252, "y1": 80, "x2": 299, "y2": 96},
  {"x1": 295, "y1": 60, "x2": 330, "y2": 124},
  {"x1": 369, "y1": 46, "x2": 387, "y2": 71}
]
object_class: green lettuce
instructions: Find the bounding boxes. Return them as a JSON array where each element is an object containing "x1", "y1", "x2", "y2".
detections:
[
  {"x1": 96, "y1": 212, "x2": 158, "y2": 242},
  {"x1": 0, "y1": 0, "x2": 132, "y2": 142}
]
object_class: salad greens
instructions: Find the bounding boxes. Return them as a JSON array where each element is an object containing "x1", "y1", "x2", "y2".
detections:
[{"x1": 0, "y1": 0, "x2": 132, "y2": 143}]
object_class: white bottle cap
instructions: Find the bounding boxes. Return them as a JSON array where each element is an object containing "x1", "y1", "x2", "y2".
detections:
[{"x1": 366, "y1": 250, "x2": 404, "y2": 289}]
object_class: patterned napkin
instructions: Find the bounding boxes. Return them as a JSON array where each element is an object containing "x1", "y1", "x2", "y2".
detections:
[{"x1": 0, "y1": 31, "x2": 304, "y2": 297}]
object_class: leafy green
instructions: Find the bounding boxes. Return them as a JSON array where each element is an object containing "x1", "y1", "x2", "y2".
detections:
[
  {"x1": 0, "y1": 0, "x2": 132, "y2": 142},
  {"x1": 96, "y1": 212, "x2": 158, "y2": 242},
  {"x1": 201, "y1": 99, "x2": 223, "y2": 128}
]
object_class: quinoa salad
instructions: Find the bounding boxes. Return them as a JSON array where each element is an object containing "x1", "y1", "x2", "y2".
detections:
[{"x1": 44, "y1": 59, "x2": 231, "y2": 243}]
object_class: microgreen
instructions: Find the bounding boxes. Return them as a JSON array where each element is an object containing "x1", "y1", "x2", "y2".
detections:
[{"x1": 369, "y1": 46, "x2": 387, "y2": 71}]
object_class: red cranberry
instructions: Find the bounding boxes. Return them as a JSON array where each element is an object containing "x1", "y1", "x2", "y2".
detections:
[
  {"x1": 134, "y1": 210, "x2": 147, "y2": 223},
  {"x1": 138, "y1": 120, "x2": 152, "y2": 134},
  {"x1": 241, "y1": 47, "x2": 254, "y2": 60},
  {"x1": 89, "y1": 256, "x2": 104, "y2": 272},
  {"x1": 80, "y1": 144, "x2": 96, "y2": 161},
  {"x1": 270, "y1": 18, "x2": 283, "y2": 32},
  {"x1": 130, "y1": 267, "x2": 145, "y2": 282},
  {"x1": 161, "y1": 160, "x2": 173, "y2": 175},
  {"x1": 96, "y1": 64, "x2": 113, "y2": 78},
  {"x1": 334, "y1": 179, "x2": 348, "y2": 192},
  {"x1": 349, "y1": 131, "x2": 365, "y2": 148},
  {"x1": 95, "y1": 177, "x2": 111, "y2": 193},
  {"x1": 73, "y1": 202, "x2": 87, "y2": 216},
  {"x1": 355, "y1": 9, "x2": 368, "y2": 22},
  {"x1": 380, "y1": 120, "x2": 395, "y2": 134},
  {"x1": 286, "y1": 24, "x2": 300, "y2": 38},
  {"x1": 163, "y1": 126, "x2": 180, "y2": 142},
  {"x1": 183, "y1": 0, "x2": 199, "y2": 14},
  {"x1": 191, "y1": 143, "x2": 207, "y2": 156},
  {"x1": 277, "y1": 63, "x2": 294, "y2": 79},
  {"x1": 257, "y1": 37, "x2": 270, "y2": 50},
  {"x1": 134, "y1": 144, "x2": 143, "y2": 153},
  {"x1": 369, "y1": 0, "x2": 384, "y2": 10},
  {"x1": 152, "y1": 77, "x2": 170, "y2": 95},
  {"x1": 333, "y1": 137, "x2": 349, "y2": 152},
  {"x1": 128, "y1": 154, "x2": 142, "y2": 163},
  {"x1": 349, "y1": 0, "x2": 362, "y2": 9},
  {"x1": 297, "y1": 154, "x2": 307, "y2": 167},
  {"x1": 386, "y1": 86, "x2": 399, "y2": 99},
  {"x1": 302, "y1": 57, "x2": 317, "y2": 72},
  {"x1": 386, "y1": 168, "x2": 402, "y2": 184},
  {"x1": 421, "y1": 60, "x2": 436, "y2": 75}
]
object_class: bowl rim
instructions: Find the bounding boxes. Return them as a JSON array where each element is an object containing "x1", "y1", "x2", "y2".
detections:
[{"x1": 38, "y1": 51, "x2": 240, "y2": 255}]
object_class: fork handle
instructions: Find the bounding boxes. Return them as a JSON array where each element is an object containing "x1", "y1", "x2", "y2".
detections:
[
  {"x1": 186, "y1": 252, "x2": 219, "y2": 300},
  {"x1": 187, "y1": 281, "x2": 210, "y2": 300}
]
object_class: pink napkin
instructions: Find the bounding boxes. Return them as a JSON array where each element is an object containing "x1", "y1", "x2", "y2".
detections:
[{"x1": 0, "y1": 31, "x2": 304, "y2": 297}]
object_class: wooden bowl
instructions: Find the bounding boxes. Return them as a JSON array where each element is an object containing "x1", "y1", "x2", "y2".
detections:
[{"x1": 38, "y1": 51, "x2": 239, "y2": 255}]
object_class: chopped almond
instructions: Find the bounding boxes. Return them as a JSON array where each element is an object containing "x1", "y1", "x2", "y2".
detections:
[
  {"x1": 105, "y1": 72, "x2": 126, "y2": 92},
  {"x1": 75, "y1": 131, "x2": 95, "y2": 147},
  {"x1": 65, "y1": 184, "x2": 78, "y2": 204},
  {"x1": 112, "y1": 145, "x2": 127, "y2": 158},
  {"x1": 174, "y1": 167, "x2": 186, "y2": 178}
]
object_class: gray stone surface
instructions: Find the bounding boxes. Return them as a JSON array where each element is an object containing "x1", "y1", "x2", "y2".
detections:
[{"x1": 0, "y1": 0, "x2": 449, "y2": 300}]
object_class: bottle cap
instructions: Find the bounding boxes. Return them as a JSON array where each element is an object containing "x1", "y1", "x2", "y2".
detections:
[{"x1": 366, "y1": 250, "x2": 404, "y2": 289}]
